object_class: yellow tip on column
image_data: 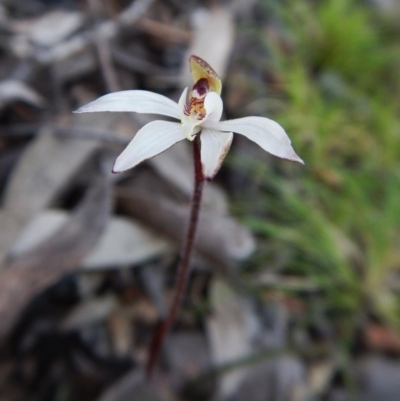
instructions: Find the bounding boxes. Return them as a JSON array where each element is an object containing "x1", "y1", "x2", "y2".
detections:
[{"x1": 189, "y1": 55, "x2": 222, "y2": 95}]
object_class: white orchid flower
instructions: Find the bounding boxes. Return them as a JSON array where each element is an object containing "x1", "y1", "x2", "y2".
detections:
[{"x1": 75, "y1": 55, "x2": 303, "y2": 180}]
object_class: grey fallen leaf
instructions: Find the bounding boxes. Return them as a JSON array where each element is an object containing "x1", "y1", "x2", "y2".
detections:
[
  {"x1": 18, "y1": 11, "x2": 84, "y2": 47},
  {"x1": 198, "y1": 211, "x2": 256, "y2": 261},
  {"x1": 0, "y1": 79, "x2": 45, "y2": 109},
  {"x1": 61, "y1": 294, "x2": 118, "y2": 331},
  {"x1": 206, "y1": 280, "x2": 260, "y2": 398},
  {"x1": 231, "y1": 357, "x2": 307, "y2": 401},
  {"x1": 118, "y1": 0, "x2": 155, "y2": 26},
  {"x1": 166, "y1": 332, "x2": 211, "y2": 380},
  {"x1": 76, "y1": 272, "x2": 106, "y2": 298},
  {"x1": 181, "y1": 6, "x2": 235, "y2": 88},
  {"x1": 9, "y1": 210, "x2": 68, "y2": 256},
  {"x1": 8, "y1": 34, "x2": 33, "y2": 59},
  {"x1": 10, "y1": 210, "x2": 172, "y2": 270},
  {"x1": 117, "y1": 189, "x2": 256, "y2": 264},
  {"x1": 0, "y1": 176, "x2": 111, "y2": 339},
  {"x1": 33, "y1": 0, "x2": 154, "y2": 65},
  {"x1": 83, "y1": 217, "x2": 172, "y2": 270},
  {"x1": 96, "y1": 370, "x2": 166, "y2": 401},
  {"x1": 356, "y1": 355, "x2": 400, "y2": 401},
  {"x1": 53, "y1": 50, "x2": 98, "y2": 83},
  {"x1": 0, "y1": 112, "x2": 117, "y2": 267},
  {"x1": 273, "y1": 357, "x2": 308, "y2": 401},
  {"x1": 0, "y1": 210, "x2": 23, "y2": 270}
]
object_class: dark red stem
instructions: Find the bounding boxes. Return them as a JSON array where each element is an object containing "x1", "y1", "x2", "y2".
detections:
[{"x1": 146, "y1": 137, "x2": 204, "y2": 379}]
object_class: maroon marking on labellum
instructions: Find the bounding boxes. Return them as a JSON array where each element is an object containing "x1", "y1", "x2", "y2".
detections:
[{"x1": 192, "y1": 78, "x2": 209, "y2": 99}]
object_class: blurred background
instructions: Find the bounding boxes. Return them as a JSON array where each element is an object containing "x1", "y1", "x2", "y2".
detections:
[{"x1": 0, "y1": 0, "x2": 400, "y2": 400}]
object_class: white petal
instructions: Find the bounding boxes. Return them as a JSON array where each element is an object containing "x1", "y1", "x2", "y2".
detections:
[
  {"x1": 204, "y1": 92, "x2": 223, "y2": 122},
  {"x1": 178, "y1": 87, "x2": 188, "y2": 113},
  {"x1": 200, "y1": 129, "x2": 233, "y2": 180},
  {"x1": 113, "y1": 121, "x2": 184, "y2": 173},
  {"x1": 211, "y1": 116, "x2": 304, "y2": 164},
  {"x1": 74, "y1": 90, "x2": 181, "y2": 119}
]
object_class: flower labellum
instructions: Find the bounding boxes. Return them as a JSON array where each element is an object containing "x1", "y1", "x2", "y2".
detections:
[{"x1": 75, "y1": 55, "x2": 304, "y2": 180}]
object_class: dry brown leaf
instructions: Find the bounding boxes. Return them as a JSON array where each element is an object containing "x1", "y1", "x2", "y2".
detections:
[
  {"x1": 364, "y1": 323, "x2": 400, "y2": 353},
  {"x1": 0, "y1": 176, "x2": 111, "y2": 338}
]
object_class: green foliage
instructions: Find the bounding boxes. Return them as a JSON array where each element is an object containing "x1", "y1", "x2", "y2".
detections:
[
  {"x1": 269, "y1": 0, "x2": 399, "y2": 93},
  {"x1": 233, "y1": 0, "x2": 400, "y2": 337}
]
